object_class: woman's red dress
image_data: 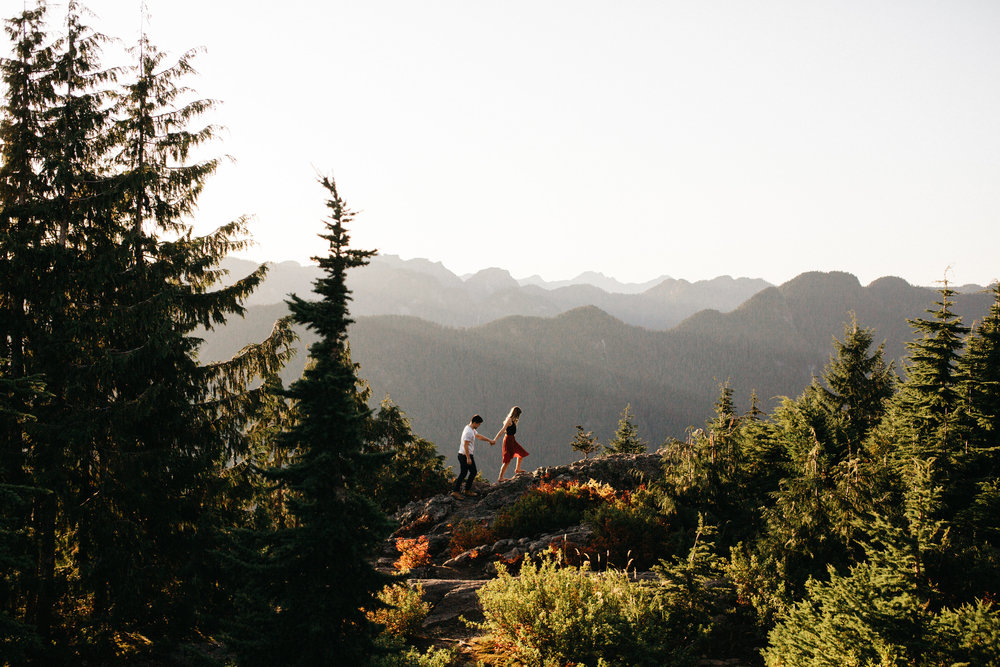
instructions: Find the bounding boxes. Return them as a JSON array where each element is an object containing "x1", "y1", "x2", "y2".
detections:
[{"x1": 502, "y1": 423, "x2": 529, "y2": 464}]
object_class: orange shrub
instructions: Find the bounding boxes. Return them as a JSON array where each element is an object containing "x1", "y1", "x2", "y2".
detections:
[{"x1": 394, "y1": 535, "x2": 432, "y2": 571}]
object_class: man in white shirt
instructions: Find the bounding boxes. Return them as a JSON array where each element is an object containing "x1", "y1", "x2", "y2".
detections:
[{"x1": 451, "y1": 415, "x2": 495, "y2": 499}]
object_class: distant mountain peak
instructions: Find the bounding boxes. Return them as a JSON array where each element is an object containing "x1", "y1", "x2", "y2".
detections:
[
  {"x1": 517, "y1": 271, "x2": 673, "y2": 294},
  {"x1": 463, "y1": 267, "x2": 519, "y2": 294}
]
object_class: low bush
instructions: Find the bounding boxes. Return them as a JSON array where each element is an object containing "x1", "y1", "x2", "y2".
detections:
[
  {"x1": 367, "y1": 582, "x2": 431, "y2": 640},
  {"x1": 368, "y1": 582, "x2": 458, "y2": 666},
  {"x1": 474, "y1": 554, "x2": 697, "y2": 667},
  {"x1": 448, "y1": 519, "x2": 495, "y2": 558},
  {"x1": 395, "y1": 535, "x2": 432, "y2": 572},
  {"x1": 491, "y1": 479, "x2": 614, "y2": 540},
  {"x1": 370, "y1": 644, "x2": 458, "y2": 667},
  {"x1": 584, "y1": 486, "x2": 677, "y2": 569}
]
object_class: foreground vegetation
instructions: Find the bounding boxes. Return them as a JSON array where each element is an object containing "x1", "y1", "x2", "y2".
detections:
[
  {"x1": 2, "y1": 1, "x2": 999, "y2": 665},
  {"x1": 419, "y1": 292, "x2": 1000, "y2": 666}
]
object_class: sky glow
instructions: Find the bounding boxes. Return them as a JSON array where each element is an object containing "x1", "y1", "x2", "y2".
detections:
[{"x1": 8, "y1": 0, "x2": 1000, "y2": 287}]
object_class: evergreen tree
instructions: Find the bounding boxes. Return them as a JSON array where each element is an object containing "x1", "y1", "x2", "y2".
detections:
[
  {"x1": 0, "y1": 0, "x2": 65, "y2": 643},
  {"x1": 745, "y1": 389, "x2": 765, "y2": 421},
  {"x1": 755, "y1": 317, "x2": 899, "y2": 599},
  {"x1": 704, "y1": 381, "x2": 742, "y2": 477},
  {"x1": 943, "y1": 284, "x2": 1000, "y2": 604},
  {"x1": 810, "y1": 314, "x2": 896, "y2": 456},
  {"x1": 894, "y1": 283, "x2": 970, "y2": 465},
  {"x1": 708, "y1": 380, "x2": 737, "y2": 437},
  {"x1": 570, "y1": 424, "x2": 601, "y2": 459},
  {"x1": 0, "y1": 0, "x2": 52, "y2": 484},
  {"x1": 65, "y1": 25, "x2": 294, "y2": 646},
  {"x1": 959, "y1": 283, "x2": 1000, "y2": 454},
  {"x1": 2, "y1": 4, "x2": 293, "y2": 655},
  {"x1": 366, "y1": 394, "x2": 452, "y2": 512},
  {"x1": 757, "y1": 392, "x2": 853, "y2": 596},
  {"x1": 760, "y1": 459, "x2": 1000, "y2": 667},
  {"x1": 605, "y1": 403, "x2": 646, "y2": 454},
  {"x1": 232, "y1": 176, "x2": 393, "y2": 666},
  {"x1": 757, "y1": 317, "x2": 902, "y2": 594}
]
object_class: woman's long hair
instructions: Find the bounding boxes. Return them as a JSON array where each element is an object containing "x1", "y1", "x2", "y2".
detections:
[{"x1": 502, "y1": 405, "x2": 522, "y2": 426}]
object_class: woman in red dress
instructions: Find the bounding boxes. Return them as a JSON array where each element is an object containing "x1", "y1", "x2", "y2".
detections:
[{"x1": 494, "y1": 405, "x2": 530, "y2": 482}]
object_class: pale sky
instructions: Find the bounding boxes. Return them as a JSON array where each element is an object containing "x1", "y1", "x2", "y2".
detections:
[{"x1": 9, "y1": 0, "x2": 1000, "y2": 286}]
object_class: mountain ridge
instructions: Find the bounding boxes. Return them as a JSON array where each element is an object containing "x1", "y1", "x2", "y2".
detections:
[{"x1": 221, "y1": 256, "x2": 772, "y2": 330}]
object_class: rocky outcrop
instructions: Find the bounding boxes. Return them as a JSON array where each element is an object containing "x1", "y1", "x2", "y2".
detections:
[
  {"x1": 386, "y1": 451, "x2": 664, "y2": 575},
  {"x1": 382, "y1": 451, "x2": 754, "y2": 666},
  {"x1": 380, "y1": 452, "x2": 665, "y2": 649}
]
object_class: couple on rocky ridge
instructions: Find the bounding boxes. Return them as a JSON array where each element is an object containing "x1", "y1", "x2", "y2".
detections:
[{"x1": 451, "y1": 406, "x2": 530, "y2": 499}]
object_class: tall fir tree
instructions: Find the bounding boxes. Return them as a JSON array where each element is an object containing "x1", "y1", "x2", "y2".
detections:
[
  {"x1": 959, "y1": 283, "x2": 1000, "y2": 455},
  {"x1": 809, "y1": 314, "x2": 896, "y2": 457},
  {"x1": 944, "y1": 283, "x2": 1000, "y2": 604},
  {"x1": 231, "y1": 176, "x2": 393, "y2": 666},
  {"x1": 0, "y1": 0, "x2": 65, "y2": 643},
  {"x1": 894, "y1": 283, "x2": 970, "y2": 465},
  {"x1": 705, "y1": 381, "x2": 741, "y2": 473},
  {"x1": 2, "y1": 4, "x2": 294, "y2": 657},
  {"x1": 754, "y1": 317, "x2": 900, "y2": 601},
  {"x1": 67, "y1": 24, "x2": 294, "y2": 647},
  {"x1": 708, "y1": 380, "x2": 737, "y2": 437}
]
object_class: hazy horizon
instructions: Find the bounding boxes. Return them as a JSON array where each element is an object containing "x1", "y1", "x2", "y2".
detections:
[{"x1": 13, "y1": 0, "x2": 1000, "y2": 288}]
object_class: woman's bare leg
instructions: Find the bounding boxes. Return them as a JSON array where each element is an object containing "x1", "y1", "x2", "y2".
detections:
[{"x1": 497, "y1": 461, "x2": 510, "y2": 482}]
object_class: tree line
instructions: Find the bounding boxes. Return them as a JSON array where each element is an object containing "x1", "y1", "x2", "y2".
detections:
[
  {"x1": 649, "y1": 292, "x2": 1000, "y2": 664},
  {"x1": 0, "y1": 2, "x2": 448, "y2": 664},
  {"x1": 500, "y1": 289, "x2": 1000, "y2": 664}
]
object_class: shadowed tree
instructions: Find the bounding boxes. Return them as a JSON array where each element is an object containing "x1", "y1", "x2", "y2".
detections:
[
  {"x1": 3, "y1": 4, "x2": 294, "y2": 656},
  {"x1": 231, "y1": 176, "x2": 394, "y2": 666},
  {"x1": 365, "y1": 394, "x2": 452, "y2": 512}
]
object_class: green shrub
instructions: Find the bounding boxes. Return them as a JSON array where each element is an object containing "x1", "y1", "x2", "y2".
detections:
[
  {"x1": 368, "y1": 581, "x2": 457, "y2": 666},
  {"x1": 368, "y1": 582, "x2": 431, "y2": 640},
  {"x1": 474, "y1": 555, "x2": 695, "y2": 667},
  {"x1": 370, "y1": 644, "x2": 458, "y2": 667}
]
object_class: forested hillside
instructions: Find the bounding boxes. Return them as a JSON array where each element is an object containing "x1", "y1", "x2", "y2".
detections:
[{"x1": 199, "y1": 270, "x2": 993, "y2": 480}]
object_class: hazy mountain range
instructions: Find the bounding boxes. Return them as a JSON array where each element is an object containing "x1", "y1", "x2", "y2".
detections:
[
  {"x1": 225, "y1": 255, "x2": 771, "y2": 330},
  {"x1": 203, "y1": 258, "x2": 994, "y2": 480}
]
